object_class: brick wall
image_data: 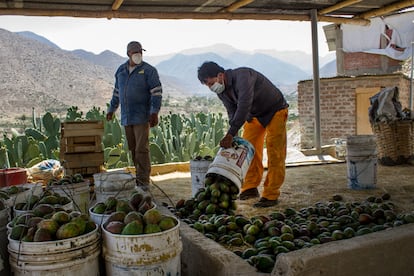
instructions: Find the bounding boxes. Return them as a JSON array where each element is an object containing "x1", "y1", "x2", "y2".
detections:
[
  {"x1": 298, "y1": 73, "x2": 411, "y2": 149},
  {"x1": 340, "y1": 52, "x2": 402, "y2": 75}
]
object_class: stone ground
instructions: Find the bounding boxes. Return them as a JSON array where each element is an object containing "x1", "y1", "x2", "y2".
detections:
[{"x1": 149, "y1": 162, "x2": 414, "y2": 218}]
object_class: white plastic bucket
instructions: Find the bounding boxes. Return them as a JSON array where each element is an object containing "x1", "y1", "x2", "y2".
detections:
[
  {"x1": 0, "y1": 207, "x2": 10, "y2": 274},
  {"x1": 13, "y1": 200, "x2": 74, "y2": 218},
  {"x1": 190, "y1": 159, "x2": 212, "y2": 197},
  {"x1": 8, "y1": 226, "x2": 100, "y2": 276},
  {"x1": 102, "y1": 216, "x2": 182, "y2": 275},
  {"x1": 50, "y1": 181, "x2": 90, "y2": 213},
  {"x1": 93, "y1": 171, "x2": 136, "y2": 202},
  {"x1": 3, "y1": 183, "x2": 43, "y2": 208},
  {"x1": 206, "y1": 137, "x2": 255, "y2": 189},
  {"x1": 346, "y1": 135, "x2": 378, "y2": 189}
]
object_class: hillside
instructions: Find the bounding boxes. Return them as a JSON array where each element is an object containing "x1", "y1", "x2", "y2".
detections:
[
  {"x1": 0, "y1": 29, "x2": 336, "y2": 132},
  {"x1": 0, "y1": 28, "x2": 114, "y2": 125},
  {"x1": 0, "y1": 29, "x2": 192, "y2": 128}
]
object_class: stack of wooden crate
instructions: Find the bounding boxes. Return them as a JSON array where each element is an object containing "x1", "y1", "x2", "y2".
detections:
[{"x1": 60, "y1": 120, "x2": 104, "y2": 176}]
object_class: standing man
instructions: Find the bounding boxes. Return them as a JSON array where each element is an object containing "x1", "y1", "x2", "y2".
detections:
[
  {"x1": 107, "y1": 41, "x2": 162, "y2": 191},
  {"x1": 197, "y1": 61, "x2": 288, "y2": 208}
]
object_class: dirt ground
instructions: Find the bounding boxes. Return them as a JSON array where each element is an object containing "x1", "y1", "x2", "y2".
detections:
[{"x1": 149, "y1": 162, "x2": 414, "y2": 218}]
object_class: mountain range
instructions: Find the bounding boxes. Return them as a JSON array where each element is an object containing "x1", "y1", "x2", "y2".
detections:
[{"x1": 0, "y1": 28, "x2": 336, "y2": 126}]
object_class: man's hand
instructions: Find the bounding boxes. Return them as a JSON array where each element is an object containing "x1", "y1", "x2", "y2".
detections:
[
  {"x1": 149, "y1": 113, "x2": 159, "y2": 127},
  {"x1": 106, "y1": 112, "x2": 114, "y2": 121},
  {"x1": 220, "y1": 133, "x2": 233, "y2": 149}
]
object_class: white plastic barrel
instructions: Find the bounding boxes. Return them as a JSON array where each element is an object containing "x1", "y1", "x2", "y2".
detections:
[
  {"x1": 206, "y1": 137, "x2": 255, "y2": 189},
  {"x1": 190, "y1": 159, "x2": 212, "y2": 197},
  {"x1": 102, "y1": 216, "x2": 182, "y2": 275},
  {"x1": 50, "y1": 181, "x2": 90, "y2": 213},
  {"x1": 93, "y1": 171, "x2": 136, "y2": 202},
  {"x1": 346, "y1": 135, "x2": 378, "y2": 189},
  {"x1": 8, "y1": 226, "x2": 100, "y2": 276}
]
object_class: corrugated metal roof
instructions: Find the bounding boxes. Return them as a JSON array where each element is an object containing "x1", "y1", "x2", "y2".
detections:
[{"x1": 0, "y1": 0, "x2": 413, "y2": 25}]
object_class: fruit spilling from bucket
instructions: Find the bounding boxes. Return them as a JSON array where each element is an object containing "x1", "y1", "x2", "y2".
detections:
[{"x1": 174, "y1": 173, "x2": 239, "y2": 222}]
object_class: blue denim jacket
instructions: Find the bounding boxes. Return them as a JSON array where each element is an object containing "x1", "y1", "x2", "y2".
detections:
[{"x1": 108, "y1": 61, "x2": 162, "y2": 126}]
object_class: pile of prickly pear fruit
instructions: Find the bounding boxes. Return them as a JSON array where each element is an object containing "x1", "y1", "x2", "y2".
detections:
[
  {"x1": 173, "y1": 173, "x2": 239, "y2": 222},
  {"x1": 13, "y1": 189, "x2": 72, "y2": 212},
  {"x1": 47, "y1": 173, "x2": 85, "y2": 186},
  {"x1": 9, "y1": 210, "x2": 96, "y2": 242},
  {"x1": 90, "y1": 192, "x2": 154, "y2": 216},
  {"x1": 103, "y1": 208, "x2": 178, "y2": 235},
  {"x1": 171, "y1": 189, "x2": 414, "y2": 273}
]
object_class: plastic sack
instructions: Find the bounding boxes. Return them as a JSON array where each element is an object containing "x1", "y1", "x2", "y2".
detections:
[
  {"x1": 369, "y1": 86, "x2": 404, "y2": 124},
  {"x1": 27, "y1": 159, "x2": 64, "y2": 182}
]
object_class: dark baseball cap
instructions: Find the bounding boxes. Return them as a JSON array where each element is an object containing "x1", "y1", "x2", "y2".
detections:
[{"x1": 127, "y1": 41, "x2": 146, "y2": 54}]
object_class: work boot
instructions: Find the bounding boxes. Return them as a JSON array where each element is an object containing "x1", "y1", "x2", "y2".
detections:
[
  {"x1": 238, "y1": 188, "x2": 259, "y2": 200},
  {"x1": 253, "y1": 197, "x2": 279, "y2": 208}
]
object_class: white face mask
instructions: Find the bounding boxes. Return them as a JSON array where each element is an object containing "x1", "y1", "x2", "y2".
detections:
[
  {"x1": 209, "y1": 81, "x2": 225, "y2": 94},
  {"x1": 131, "y1": 53, "x2": 142, "y2": 65}
]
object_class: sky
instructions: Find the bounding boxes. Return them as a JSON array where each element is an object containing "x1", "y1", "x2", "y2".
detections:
[{"x1": 0, "y1": 16, "x2": 331, "y2": 57}]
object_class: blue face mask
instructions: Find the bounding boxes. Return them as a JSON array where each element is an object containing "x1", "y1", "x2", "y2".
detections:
[{"x1": 209, "y1": 81, "x2": 225, "y2": 94}]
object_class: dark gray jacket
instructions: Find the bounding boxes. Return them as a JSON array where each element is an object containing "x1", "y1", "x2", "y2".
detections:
[{"x1": 218, "y1": 67, "x2": 288, "y2": 136}]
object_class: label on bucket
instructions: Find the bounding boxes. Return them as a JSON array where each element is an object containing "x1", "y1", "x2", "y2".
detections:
[
  {"x1": 347, "y1": 155, "x2": 377, "y2": 189},
  {"x1": 190, "y1": 160, "x2": 212, "y2": 197},
  {"x1": 206, "y1": 137, "x2": 255, "y2": 189}
]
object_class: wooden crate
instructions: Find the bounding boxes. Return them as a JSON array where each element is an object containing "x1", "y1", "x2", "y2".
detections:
[
  {"x1": 61, "y1": 120, "x2": 104, "y2": 138},
  {"x1": 60, "y1": 120, "x2": 104, "y2": 155},
  {"x1": 60, "y1": 121, "x2": 105, "y2": 176},
  {"x1": 65, "y1": 136, "x2": 102, "y2": 153},
  {"x1": 65, "y1": 166, "x2": 102, "y2": 176},
  {"x1": 63, "y1": 152, "x2": 104, "y2": 168}
]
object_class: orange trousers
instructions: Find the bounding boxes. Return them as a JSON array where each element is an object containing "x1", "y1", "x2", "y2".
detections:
[{"x1": 241, "y1": 108, "x2": 288, "y2": 200}]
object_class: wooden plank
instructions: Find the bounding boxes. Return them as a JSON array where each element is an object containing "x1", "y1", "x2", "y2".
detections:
[
  {"x1": 62, "y1": 120, "x2": 103, "y2": 129},
  {"x1": 62, "y1": 121, "x2": 104, "y2": 137},
  {"x1": 64, "y1": 136, "x2": 102, "y2": 153},
  {"x1": 63, "y1": 129, "x2": 104, "y2": 137},
  {"x1": 62, "y1": 152, "x2": 104, "y2": 168},
  {"x1": 70, "y1": 136, "x2": 97, "y2": 143},
  {"x1": 65, "y1": 166, "x2": 102, "y2": 176}
]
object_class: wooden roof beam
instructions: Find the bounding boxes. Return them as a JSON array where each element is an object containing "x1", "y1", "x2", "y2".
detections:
[
  {"x1": 0, "y1": 8, "x2": 370, "y2": 25},
  {"x1": 219, "y1": 0, "x2": 255, "y2": 13},
  {"x1": 358, "y1": 0, "x2": 414, "y2": 19},
  {"x1": 112, "y1": 0, "x2": 124, "y2": 11},
  {"x1": 319, "y1": 0, "x2": 362, "y2": 15}
]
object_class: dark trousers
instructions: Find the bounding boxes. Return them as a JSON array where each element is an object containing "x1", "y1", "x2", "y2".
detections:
[{"x1": 124, "y1": 124, "x2": 150, "y2": 185}]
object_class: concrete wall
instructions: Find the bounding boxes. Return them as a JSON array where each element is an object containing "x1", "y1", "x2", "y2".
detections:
[
  {"x1": 297, "y1": 73, "x2": 411, "y2": 149},
  {"x1": 177, "y1": 215, "x2": 414, "y2": 276},
  {"x1": 274, "y1": 223, "x2": 414, "y2": 276}
]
